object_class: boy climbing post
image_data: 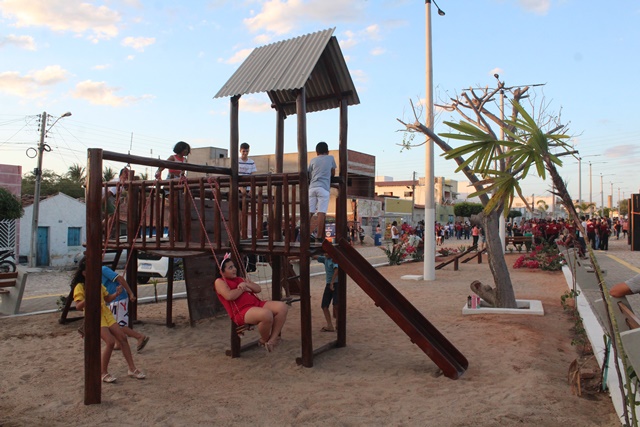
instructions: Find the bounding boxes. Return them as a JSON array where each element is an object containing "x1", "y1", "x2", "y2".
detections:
[{"x1": 308, "y1": 142, "x2": 336, "y2": 242}]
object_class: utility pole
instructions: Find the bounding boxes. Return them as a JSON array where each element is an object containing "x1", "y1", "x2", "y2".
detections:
[
  {"x1": 29, "y1": 112, "x2": 48, "y2": 268},
  {"x1": 29, "y1": 111, "x2": 72, "y2": 267}
]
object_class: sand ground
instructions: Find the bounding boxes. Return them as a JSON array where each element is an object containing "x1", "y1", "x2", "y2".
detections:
[{"x1": 0, "y1": 254, "x2": 619, "y2": 426}]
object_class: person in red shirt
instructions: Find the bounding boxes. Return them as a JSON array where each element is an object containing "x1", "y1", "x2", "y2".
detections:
[
  {"x1": 546, "y1": 219, "x2": 560, "y2": 244},
  {"x1": 586, "y1": 218, "x2": 596, "y2": 249},
  {"x1": 215, "y1": 256, "x2": 288, "y2": 352}
]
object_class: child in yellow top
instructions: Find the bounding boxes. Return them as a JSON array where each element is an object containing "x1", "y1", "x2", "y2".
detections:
[{"x1": 72, "y1": 257, "x2": 146, "y2": 383}]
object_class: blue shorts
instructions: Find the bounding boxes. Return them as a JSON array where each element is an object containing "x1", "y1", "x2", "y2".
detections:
[{"x1": 321, "y1": 282, "x2": 338, "y2": 308}]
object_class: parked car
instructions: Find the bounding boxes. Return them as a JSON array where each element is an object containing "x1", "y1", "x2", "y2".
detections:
[
  {"x1": 74, "y1": 248, "x2": 128, "y2": 269},
  {"x1": 136, "y1": 252, "x2": 184, "y2": 284}
]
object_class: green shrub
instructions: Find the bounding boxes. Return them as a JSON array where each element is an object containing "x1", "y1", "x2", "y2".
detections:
[{"x1": 0, "y1": 187, "x2": 23, "y2": 220}]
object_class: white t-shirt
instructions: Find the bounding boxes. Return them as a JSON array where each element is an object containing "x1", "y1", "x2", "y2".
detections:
[{"x1": 239, "y1": 158, "x2": 257, "y2": 176}]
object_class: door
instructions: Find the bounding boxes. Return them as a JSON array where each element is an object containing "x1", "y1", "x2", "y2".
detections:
[{"x1": 37, "y1": 226, "x2": 49, "y2": 266}]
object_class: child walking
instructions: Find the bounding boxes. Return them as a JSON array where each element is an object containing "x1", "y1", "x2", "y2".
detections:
[{"x1": 72, "y1": 258, "x2": 146, "y2": 383}]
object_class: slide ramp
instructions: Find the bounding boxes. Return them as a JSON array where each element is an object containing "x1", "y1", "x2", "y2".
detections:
[{"x1": 323, "y1": 239, "x2": 468, "y2": 379}]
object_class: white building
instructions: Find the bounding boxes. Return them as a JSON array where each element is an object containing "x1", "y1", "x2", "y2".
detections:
[{"x1": 19, "y1": 193, "x2": 86, "y2": 267}]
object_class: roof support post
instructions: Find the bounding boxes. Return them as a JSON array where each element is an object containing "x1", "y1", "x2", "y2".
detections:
[
  {"x1": 336, "y1": 97, "x2": 348, "y2": 347},
  {"x1": 272, "y1": 108, "x2": 286, "y2": 301},
  {"x1": 229, "y1": 95, "x2": 240, "y2": 248},
  {"x1": 296, "y1": 87, "x2": 313, "y2": 367}
]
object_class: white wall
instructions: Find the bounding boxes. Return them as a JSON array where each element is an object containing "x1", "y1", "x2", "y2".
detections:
[{"x1": 19, "y1": 193, "x2": 86, "y2": 267}]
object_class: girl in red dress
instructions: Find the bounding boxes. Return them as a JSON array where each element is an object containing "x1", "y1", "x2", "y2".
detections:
[{"x1": 214, "y1": 257, "x2": 288, "y2": 352}]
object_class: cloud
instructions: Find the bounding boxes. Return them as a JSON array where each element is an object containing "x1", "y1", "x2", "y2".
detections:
[
  {"x1": 244, "y1": 0, "x2": 364, "y2": 35},
  {"x1": 253, "y1": 34, "x2": 272, "y2": 45},
  {"x1": 121, "y1": 36, "x2": 156, "y2": 52},
  {"x1": 0, "y1": 65, "x2": 69, "y2": 98},
  {"x1": 92, "y1": 64, "x2": 111, "y2": 70},
  {"x1": 0, "y1": 0, "x2": 120, "y2": 41},
  {"x1": 0, "y1": 34, "x2": 36, "y2": 50},
  {"x1": 239, "y1": 96, "x2": 271, "y2": 113},
  {"x1": 350, "y1": 69, "x2": 367, "y2": 85},
  {"x1": 71, "y1": 80, "x2": 153, "y2": 106},
  {"x1": 518, "y1": 0, "x2": 551, "y2": 15},
  {"x1": 370, "y1": 47, "x2": 385, "y2": 56},
  {"x1": 219, "y1": 47, "x2": 253, "y2": 64},
  {"x1": 604, "y1": 144, "x2": 639, "y2": 159},
  {"x1": 339, "y1": 25, "x2": 383, "y2": 51}
]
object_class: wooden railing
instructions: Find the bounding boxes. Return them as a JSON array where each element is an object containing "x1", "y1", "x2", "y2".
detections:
[{"x1": 98, "y1": 150, "x2": 305, "y2": 255}]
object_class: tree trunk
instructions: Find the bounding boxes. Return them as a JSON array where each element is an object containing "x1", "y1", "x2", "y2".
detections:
[{"x1": 483, "y1": 210, "x2": 518, "y2": 308}]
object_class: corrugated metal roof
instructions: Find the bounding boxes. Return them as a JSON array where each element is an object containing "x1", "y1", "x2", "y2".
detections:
[{"x1": 214, "y1": 28, "x2": 360, "y2": 116}]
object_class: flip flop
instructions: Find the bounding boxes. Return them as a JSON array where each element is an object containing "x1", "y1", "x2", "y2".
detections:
[
  {"x1": 137, "y1": 336, "x2": 150, "y2": 352},
  {"x1": 128, "y1": 369, "x2": 146, "y2": 380},
  {"x1": 321, "y1": 327, "x2": 336, "y2": 332},
  {"x1": 102, "y1": 373, "x2": 117, "y2": 383}
]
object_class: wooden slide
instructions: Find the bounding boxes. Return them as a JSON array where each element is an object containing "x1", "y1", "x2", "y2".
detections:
[{"x1": 322, "y1": 238, "x2": 468, "y2": 379}]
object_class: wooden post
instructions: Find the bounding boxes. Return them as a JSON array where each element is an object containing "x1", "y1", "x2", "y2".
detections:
[
  {"x1": 126, "y1": 182, "x2": 139, "y2": 324},
  {"x1": 85, "y1": 149, "x2": 103, "y2": 404},
  {"x1": 273, "y1": 108, "x2": 285, "y2": 301},
  {"x1": 296, "y1": 87, "x2": 313, "y2": 367},
  {"x1": 229, "y1": 95, "x2": 241, "y2": 357},
  {"x1": 336, "y1": 97, "x2": 348, "y2": 347}
]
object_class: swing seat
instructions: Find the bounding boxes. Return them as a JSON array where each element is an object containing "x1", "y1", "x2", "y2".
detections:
[{"x1": 235, "y1": 323, "x2": 255, "y2": 336}]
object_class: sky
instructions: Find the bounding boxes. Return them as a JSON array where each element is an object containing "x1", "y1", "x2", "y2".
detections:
[{"x1": 1, "y1": 0, "x2": 639, "y2": 209}]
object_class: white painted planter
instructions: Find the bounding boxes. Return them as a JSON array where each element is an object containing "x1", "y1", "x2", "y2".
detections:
[{"x1": 461, "y1": 299, "x2": 544, "y2": 316}]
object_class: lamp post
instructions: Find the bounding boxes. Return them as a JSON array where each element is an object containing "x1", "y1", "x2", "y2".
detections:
[
  {"x1": 29, "y1": 111, "x2": 72, "y2": 267},
  {"x1": 576, "y1": 154, "x2": 601, "y2": 204},
  {"x1": 588, "y1": 160, "x2": 607, "y2": 216},
  {"x1": 599, "y1": 173, "x2": 614, "y2": 217},
  {"x1": 423, "y1": 0, "x2": 444, "y2": 281}
]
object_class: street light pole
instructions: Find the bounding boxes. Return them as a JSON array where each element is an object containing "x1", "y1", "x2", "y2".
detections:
[
  {"x1": 423, "y1": 0, "x2": 441, "y2": 281},
  {"x1": 578, "y1": 157, "x2": 582, "y2": 204},
  {"x1": 29, "y1": 111, "x2": 72, "y2": 267}
]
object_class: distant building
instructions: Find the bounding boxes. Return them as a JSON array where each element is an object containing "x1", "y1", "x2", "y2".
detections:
[
  {"x1": 374, "y1": 176, "x2": 459, "y2": 224},
  {"x1": 19, "y1": 193, "x2": 86, "y2": 267}
]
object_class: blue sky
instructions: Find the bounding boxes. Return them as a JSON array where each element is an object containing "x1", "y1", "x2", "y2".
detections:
[{"x1": 1, "y1": 0, "x2": 639, "y2": 207}]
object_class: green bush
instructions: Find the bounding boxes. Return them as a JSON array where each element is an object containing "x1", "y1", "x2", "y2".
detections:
[{"x1": 0, "y1": 187, "x2": 23, "y2": 220}]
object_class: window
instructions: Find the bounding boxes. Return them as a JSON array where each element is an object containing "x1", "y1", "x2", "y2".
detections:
[
  {"x1": 404, "y1": 191, "x2": 413, "y2": 197},
  {"x1": 68, "y1": 227, "x2": 82, "y2": 246}
]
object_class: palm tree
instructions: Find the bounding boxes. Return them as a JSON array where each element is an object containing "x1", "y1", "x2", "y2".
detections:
[
  {"x1": 536, "y1": 200, "x2": 549, "y2": 218},
  {"x1": 399, "y1": 84, "x2": 574, "y2": 309},
  {"x1": 66, "y1": 163, "x2": 86, "y2": 183},
  {"x1": 103, "y1": 167, "x2": 116, "y2": 182},
  {"x1": 574, "y1": 201, "x2": 595, "y2": 215}
]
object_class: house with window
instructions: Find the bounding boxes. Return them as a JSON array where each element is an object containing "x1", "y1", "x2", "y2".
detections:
[{"x1": 19, "y1": 193, "x2": 86, "y2": 267}]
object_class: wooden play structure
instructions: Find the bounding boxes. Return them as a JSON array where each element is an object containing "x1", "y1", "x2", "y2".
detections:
[{"x1": 80, "y1": 29, "x2": 467, "y2": 405}]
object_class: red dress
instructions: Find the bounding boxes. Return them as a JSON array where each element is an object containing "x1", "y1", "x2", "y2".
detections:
[{"x1": 216, "y1": 276, "x2": 266, "y2": 325}]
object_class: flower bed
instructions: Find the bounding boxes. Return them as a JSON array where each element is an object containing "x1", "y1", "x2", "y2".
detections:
[{"x1": 513, "y1": 243, "x2": 564, "y2": 271}]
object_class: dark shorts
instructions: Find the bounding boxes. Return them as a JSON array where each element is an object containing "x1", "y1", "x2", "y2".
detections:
[{"x1": 321, "y1": 282, "x2": 339, "y2": 308}]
